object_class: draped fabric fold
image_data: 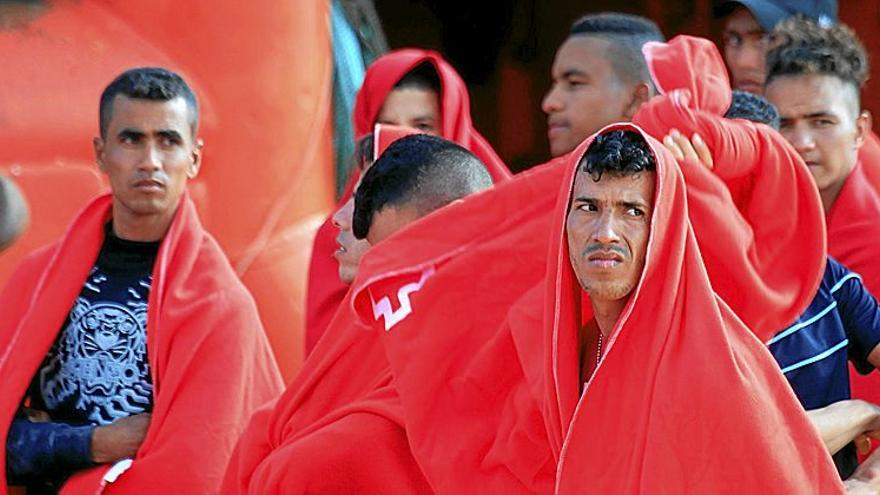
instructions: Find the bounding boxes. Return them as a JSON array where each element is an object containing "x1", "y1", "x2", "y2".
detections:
[
  {"x1": 305, "y1": 48, "x2": 510, "y2": 354},
  {"x1": 634, "y1": 35, "x2": 826, "y2": 340},
  {"x1": 351, "y1": 123, "x2": 843, "y2": 493},
  {"x1": 0, "y1": 194, "x2": 283, "y2": 494}
]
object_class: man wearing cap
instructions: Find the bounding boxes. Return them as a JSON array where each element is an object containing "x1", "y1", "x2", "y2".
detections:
[{"x1": 714, "y1": 0, "x2": 837, "y2": 95}]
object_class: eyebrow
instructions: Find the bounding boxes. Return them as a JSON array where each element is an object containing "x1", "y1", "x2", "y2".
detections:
[
  {"x1": 780, "y1": 111, "x2": 836, "y2": 121},
  {"x1": 118, "y1": 128, "x2": 145, "y2": 139},
  {"x1": 722, "y1": 28, "x2": 765, "y2": 36},
  {"x1": 561, "y1": 69, "x2": 588, "y2": 79},
  {"x1": 572, "y1": 196, "x2": 651, "y2": 209},
  {"x1": 157, "y1": 129, "x2": 183, "y2": 140}
]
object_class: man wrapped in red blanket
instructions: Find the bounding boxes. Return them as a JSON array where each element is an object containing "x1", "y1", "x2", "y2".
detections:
[{"x1": 0, "y1": 68, "x2": 283, "y2": 494}]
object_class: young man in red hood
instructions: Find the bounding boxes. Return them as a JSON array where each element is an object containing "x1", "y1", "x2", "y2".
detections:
[
  {"x1": 0, "y1": 67, "x2": 283, "y2": 494},
  {"x1": 350, "y1": 125, "x2": 850, "y2": 493}
]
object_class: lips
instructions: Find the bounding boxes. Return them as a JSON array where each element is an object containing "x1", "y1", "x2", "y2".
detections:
[
  {"x1": 734, "y1": 79, "x2": 763, "y2": 94},
  {"x1": 547, "y1": 119, "x2": 568, "y2": 138},
  {"x1": 133, "y1": 178, "x2": 165, "y2": 192},
  {"x1": 334, "y1": 234, "x2": 350, "y2": 261},
  {"x1": 587, "y1": 250, "x2": 624, "y2": 268}
]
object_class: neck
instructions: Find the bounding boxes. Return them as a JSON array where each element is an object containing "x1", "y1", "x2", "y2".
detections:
[
  {"x1": 820, "y1": 177, "x2": 850, "y2": 214},
  {"x1": 590, "y1": 297, "x2": 628, "y2": 338},
  {"x1": 819, "y1": 165, "x2": 856, "y2": 215},
  {"x1": 111, "y1": 201, "x2": 178, "y2": 243}
]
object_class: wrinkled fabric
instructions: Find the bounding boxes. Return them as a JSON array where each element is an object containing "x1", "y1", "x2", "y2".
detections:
[
  {"x1": 827, "y1": 161, "x2": 880, "y2": 407},
  {"x1": 221, "y1": 288, "x2": 431, "y2": 494},
  {"x1": 305, "y1": 48, "x2": 510, "y2": 354},
  {"x1": 352, "y1": 123, "x2": 843, "y2": 494},
  {"x1": 634, "y1": 36, "x2": 826, "y2": 340},
  {"x1": 0, "y1": 194, "x2": 283, "y2": 494}
]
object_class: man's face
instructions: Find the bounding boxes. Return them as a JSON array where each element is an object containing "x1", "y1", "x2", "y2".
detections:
[
  {"x1": 566, "y1": 170, "x2": 655, "y2": 303},
  {"x1": 765, "y1": 74, "x2": 868, "y2": 198},
  {"x1": 95, "y1": 95, "x2": 200, "y2": 223},
  {"x1": 332, "y1": 193, "x2": 371, "y2": 284},
  {"x1": 377, "y1": 88, "x2": 441, "y2": 134},
  {"x1": 721, "y1": 7, "x2": 770, "y2": 94},
  {"x1": 365, "y1": 204, "x2": 422, "y2": 246},
  {"x1": 543, "y1": 36, "x2": 638, "y2": 157}
]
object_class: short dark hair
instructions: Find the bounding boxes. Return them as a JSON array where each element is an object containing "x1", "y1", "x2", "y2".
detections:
[
  {"x1": 393, "y1": 61, "x2": 441, "y2": 94},
  {"x1": 724, "y1": 90, "x2": 781, "y2": 129},
  {"x1": 579, "y1": 130, "x2": 656, "y2": 182},
  {"x1": 569, "y1": 12, "x2": 665, "y2": 88},
  {"x1": 99, "y1": 67, "x2": 199, "y2": 139},
  {"x1": 766, "y1": 17, "x2": 868, "y2": 94},
  {"x1": 353, "y1": 134, "x2": 492, "y2": 239}
]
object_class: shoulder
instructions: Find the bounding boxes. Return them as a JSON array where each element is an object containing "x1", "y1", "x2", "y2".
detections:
[{"x1": 825, "y1": 257, "x2": 864, "y2": 296}]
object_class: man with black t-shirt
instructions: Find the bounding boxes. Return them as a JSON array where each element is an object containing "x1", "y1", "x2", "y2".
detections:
[{"x1": 0, "y1": 67, "x2": 282, "y2": 494}]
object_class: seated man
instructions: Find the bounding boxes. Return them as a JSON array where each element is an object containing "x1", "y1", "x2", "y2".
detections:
[
  {"x1": 221, "y1": 133, "x2": 491, "y2": 494},
  {"x1": 351, "y1": 126, "x2": 847, "y2": 492},
  {"x1": 1, "y1": 67, "x2": 282, "y2": 494}
]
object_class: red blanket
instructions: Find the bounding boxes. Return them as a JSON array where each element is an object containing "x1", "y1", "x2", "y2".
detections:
[
  {"x1": 0, "y1": 194, "x2": 283, "y2": 494},
  {"x1": 304, "y1": 48, "x2": 510, "y2": 354},
  {"x1": 351, "y1": 123, "x2": 843, "y2": 493},
  {"x1": 221, "y1": 288, "x2": 431, "y2": 493},
  {"x1": 634, "y1": 36, "x2": 826, "y2": 340},
  {"x1": 827, "y1": 162, "x2": 880, "y2": 406}
]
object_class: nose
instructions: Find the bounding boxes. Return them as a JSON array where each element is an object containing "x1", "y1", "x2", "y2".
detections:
[
  {"x1": 731, "y1": 43, "x2": 765, "y2": 73},
  {"x1": 786, "y1": 125, "x2": 816, "y2": 156},
  {"x1": 592, "y1": 212, "x2": 621, "y2": 245},
  {"x1": 542, "y1": 84, "x2": 563, "y2": 115},
  {"x1": 332, "y1": 196, "x2": 354, "y2": 231},
  {"x1": 138, "y1": 144, "x2": 162, "y2": 172}
]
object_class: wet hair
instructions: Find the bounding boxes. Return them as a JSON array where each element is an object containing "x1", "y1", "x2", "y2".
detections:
[
  {"x1": 99, "y1": 67, "x2": 199, "y2": 139},
  {"x1": 353, "y1": 134, "x2": 492, "y2": 239},
  {"x1": 724, "y1": 90, "x2": 781, "y2": 129},
  {"x1": 580, "y1": 130, "x2": 656, "y2": 181},
  {"x1": 766, "y1": 17, "x2": 868, "y2": 112},
  {"x1": 569, "y1": 12, "x2": 665, "y2": 89},
  {"x1": 393, "y1": 61, "x2": 441, "y2": 94}
]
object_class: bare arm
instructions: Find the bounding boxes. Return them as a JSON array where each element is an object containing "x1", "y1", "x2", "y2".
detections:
[
  {"x1": 90, "y1": 413, "x2": 151, "y2": 464},
  {"x1": 845, "y1": 445, "x2": 880, "y2": 493},
  {"x1": 808, "y1": 400, "x2": 880, "y2": 455}
]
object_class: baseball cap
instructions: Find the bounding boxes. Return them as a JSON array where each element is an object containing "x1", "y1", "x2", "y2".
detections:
[{"x1": 713, "y1": 0, "x2": 837, "y2": 31}]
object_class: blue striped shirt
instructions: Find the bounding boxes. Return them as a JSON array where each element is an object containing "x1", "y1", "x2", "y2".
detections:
[{"x1": 769, "y1": 257, "x2": 880, "y2": 477}]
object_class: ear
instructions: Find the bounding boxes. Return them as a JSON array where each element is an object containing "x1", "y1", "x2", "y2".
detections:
[
  {"x1": 93, "y1": 136, "x2": 107, "y2": 173},
  {"x1": 187, "y1": 138, "x2": 203, "y2": 179},
  {"x1": 855, "y1": 110, "x2": 872, "y2": 150},
  {"x1": 622, "y1": 82, "x2": 652, "y2": 120}
]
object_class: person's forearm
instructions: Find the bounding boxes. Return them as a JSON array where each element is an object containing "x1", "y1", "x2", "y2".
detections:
[
  {"x1": 847, "y1": 443, "x2": 880, "y2": 493},
  {"x1": 808, "y1": 400, "x2": 880, "y2": 454},
  {"x1": 5, "y1": 418, "x2": 95, "y2": 484}
]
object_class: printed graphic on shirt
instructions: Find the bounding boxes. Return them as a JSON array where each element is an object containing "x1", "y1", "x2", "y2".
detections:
[{"x1": 39, "y1": 268, "x2": 153, "y2": 426}]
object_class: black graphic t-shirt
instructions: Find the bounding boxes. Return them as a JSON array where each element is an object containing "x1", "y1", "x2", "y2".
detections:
[
  {"x1": 29, "y1": 223, "x2": 159, "y2": 426},
  {"x1": 6, "y1": 224, "x2": 160, "y2": 491}
]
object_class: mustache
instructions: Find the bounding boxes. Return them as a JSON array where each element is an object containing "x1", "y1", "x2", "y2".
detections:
[{"x1": 583, "y1": 243, "x2": 629, "y2": 257}]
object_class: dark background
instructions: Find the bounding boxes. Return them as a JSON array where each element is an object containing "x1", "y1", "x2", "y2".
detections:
[{"x1": 375, "y1": 0, "x2": 880, "y2": 171}]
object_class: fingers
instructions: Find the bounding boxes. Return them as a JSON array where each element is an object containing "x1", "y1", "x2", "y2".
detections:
[
  {"x1": 856, "y1": 434, "x2": 872, "y2": 455},
  {"x1": 691, "y1": 132, "x2": 714, "y2": 170},
  {"x1": 663, "y1": 134, "x2": 685, "y2": 161}
]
